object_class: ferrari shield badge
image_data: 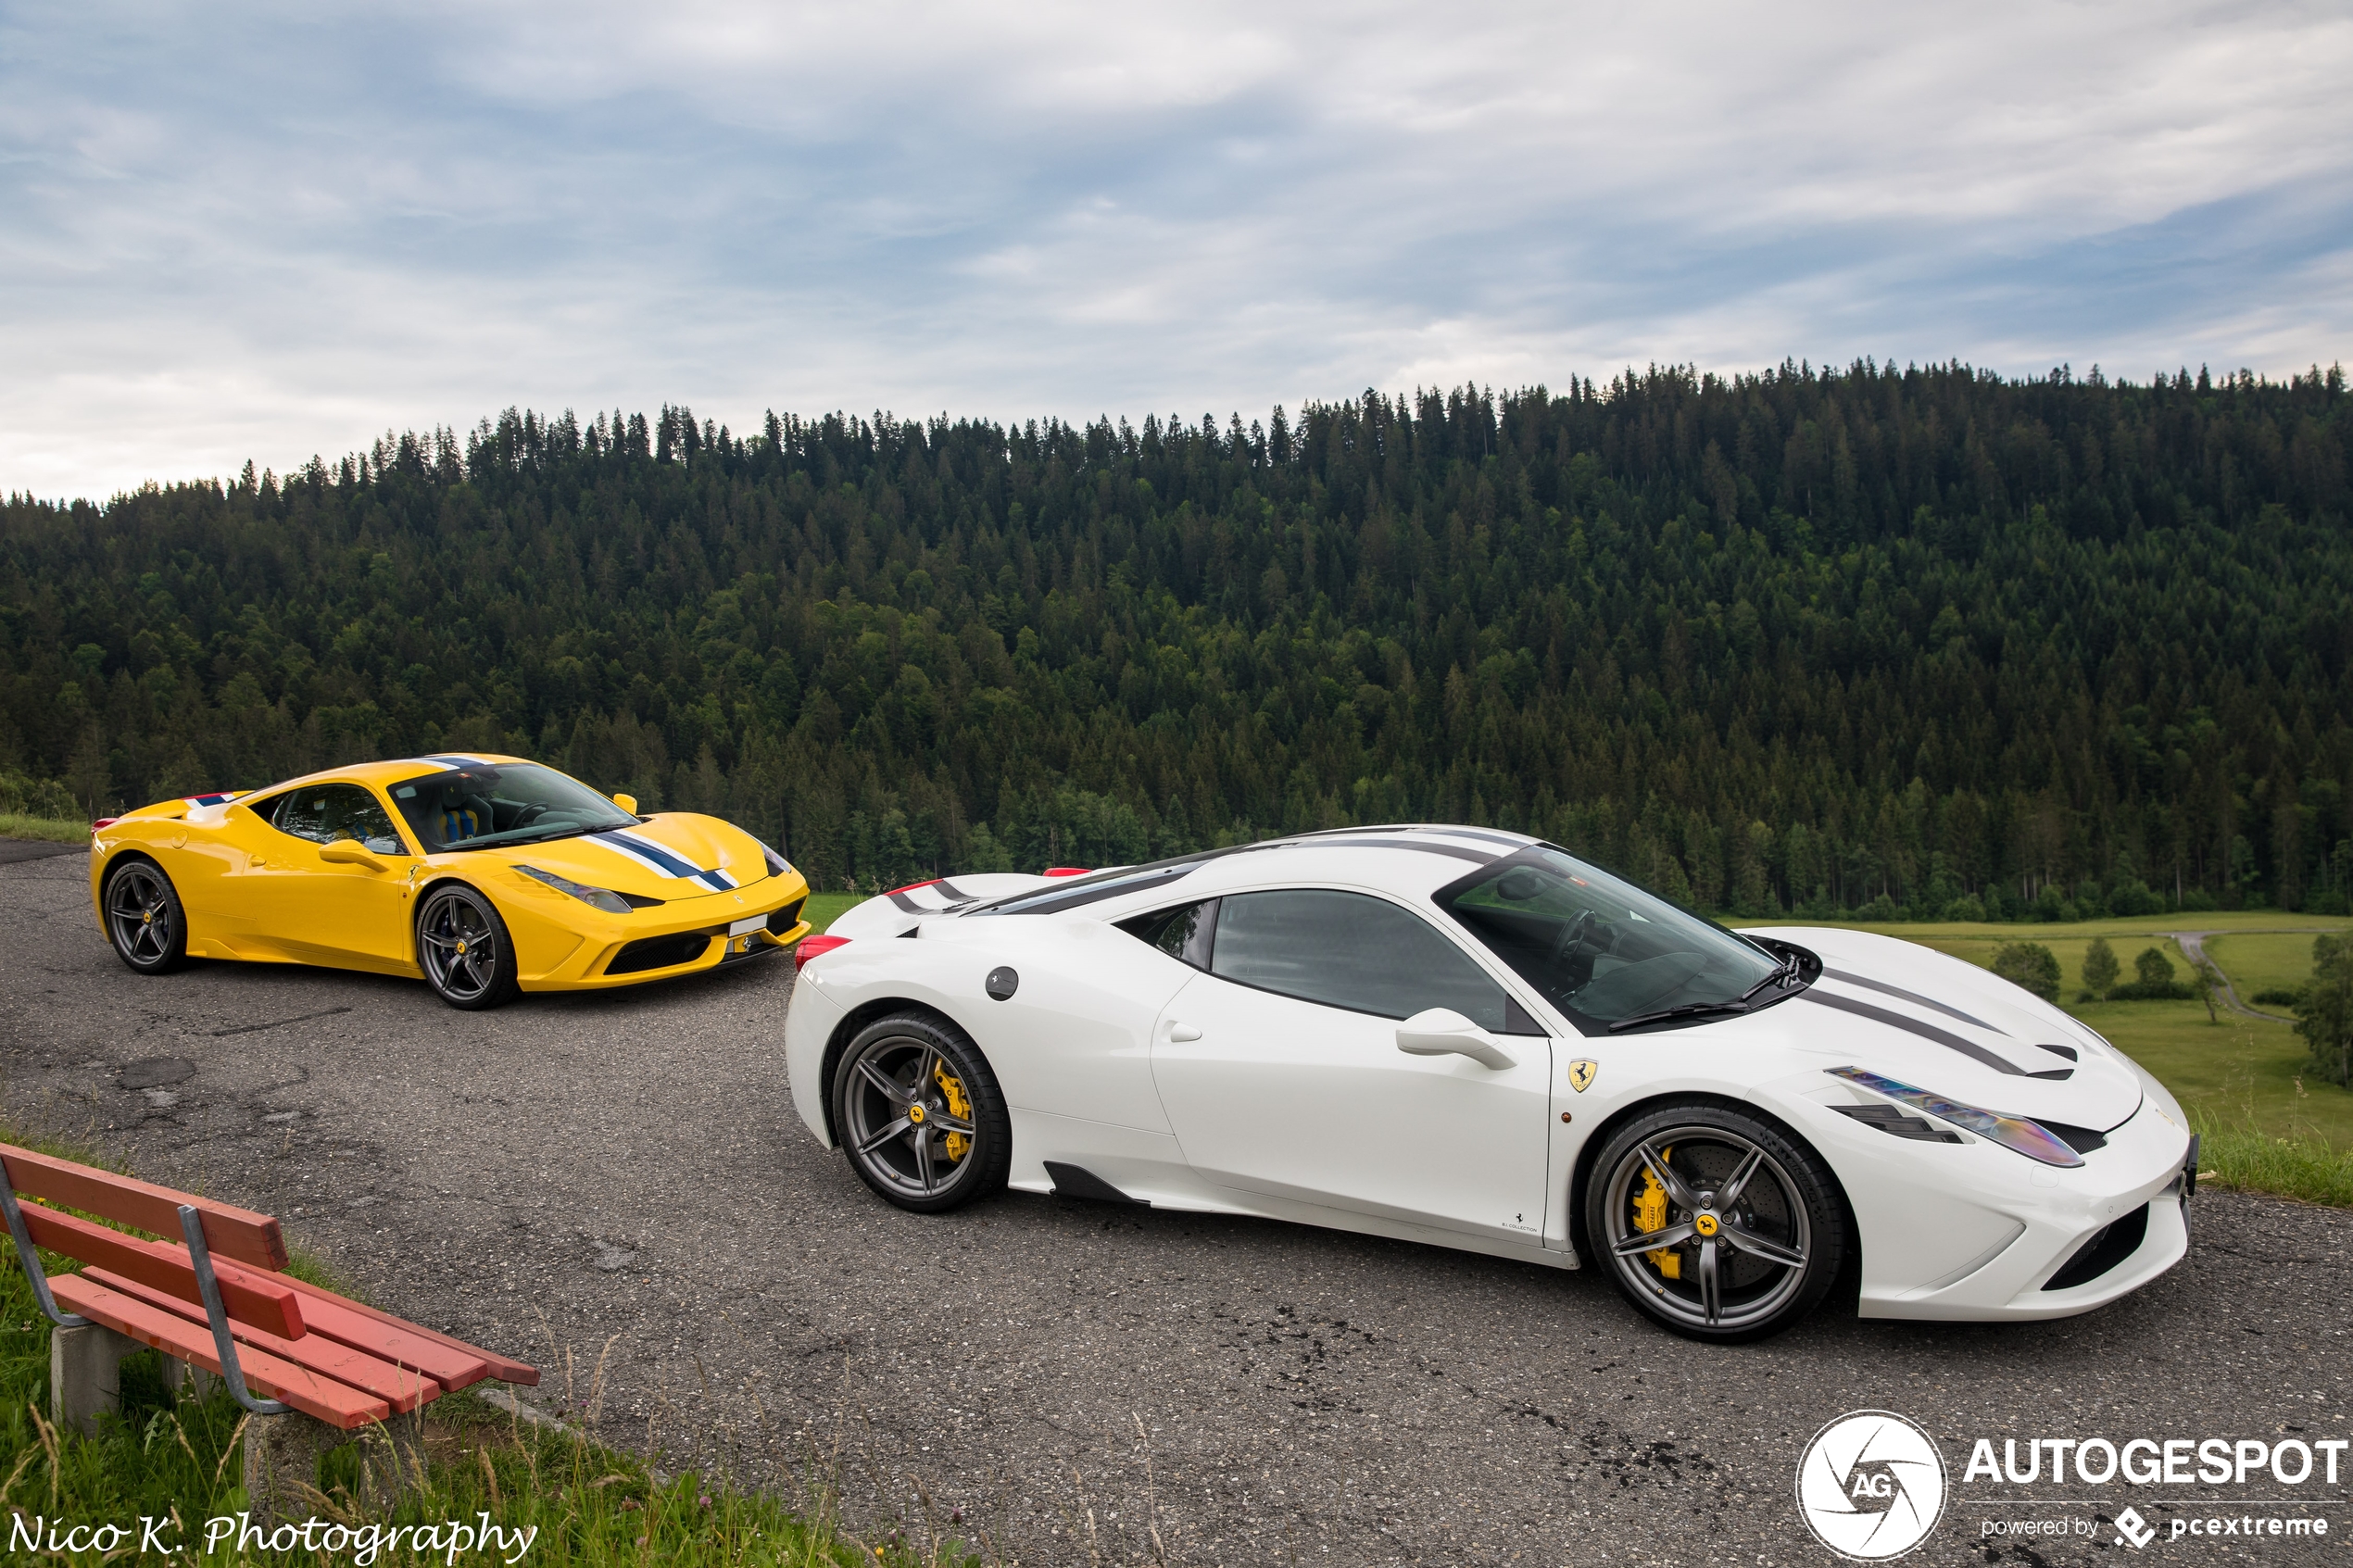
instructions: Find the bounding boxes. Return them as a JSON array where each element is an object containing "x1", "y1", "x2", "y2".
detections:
[{"x1": 1567, "y1": 1059, "x2": 1598, "y2": 1093}]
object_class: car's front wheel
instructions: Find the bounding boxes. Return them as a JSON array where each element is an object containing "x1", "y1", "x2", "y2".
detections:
[
  {"x1": 1585, "y1": 1099, "x2": 1847, "y2": 1342},
  {"x1": 103, "y1": 857, "x2": 191, "y2": 974},
  {"x1": 415, "y1": 884, "x2": 521, "y2": 1010},
  {"x1": 833, "y1": 1012, "x2": 1010, "y2": 1212}
]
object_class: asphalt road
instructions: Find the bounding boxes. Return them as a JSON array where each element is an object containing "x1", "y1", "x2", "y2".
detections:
[{"x1": 5, "y1": 845, "x2": 2349, "y2": 1565}]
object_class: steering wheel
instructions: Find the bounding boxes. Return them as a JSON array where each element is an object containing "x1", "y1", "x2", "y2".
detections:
[
  {"x1": 514, "y1": 803, "x2": 549, "y2": 828},
  {"x1": 1547, "y1": 908, "x2": 1597, "y2": 969}
]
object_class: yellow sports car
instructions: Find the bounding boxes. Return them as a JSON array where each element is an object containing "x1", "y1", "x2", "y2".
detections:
[{"x1": 87, "y1": 753, "x2": 811, "y2": 1009}]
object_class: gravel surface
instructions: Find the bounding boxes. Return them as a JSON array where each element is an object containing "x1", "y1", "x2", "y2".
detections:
[{"x1": 6, "y1": 846, "x2": 2348, "y2": 1564}]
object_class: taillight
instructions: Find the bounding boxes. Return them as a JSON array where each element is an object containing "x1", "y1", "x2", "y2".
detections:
[
  {"x1": 1043, "y1": 867, "x2": 1090, "y2": 877},
  {"x1": 795, "y1": 935, "x2": 851, "y2": 969},
  {"x1": 90, "y1": 819, "x2": 118, "y2": 834},
  {"x1": 886, "y1": 878, "x2": 941, "y2": 896}
]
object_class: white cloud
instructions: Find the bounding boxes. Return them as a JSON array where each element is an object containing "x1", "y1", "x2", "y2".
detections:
[{"x1": 0, "y1": 0, "x2": 2347, "y2": 500}]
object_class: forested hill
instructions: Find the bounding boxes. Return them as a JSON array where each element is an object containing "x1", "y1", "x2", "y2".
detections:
[{"x1": 4, "y1": 363, "x2": 2351, "y2": 919}]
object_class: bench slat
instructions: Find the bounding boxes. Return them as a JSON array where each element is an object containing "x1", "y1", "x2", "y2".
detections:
[
  {"x1": 82, "y1": 1268, "x2": 440, "y2": 1412},
  {"x1": 19, "y1": 1203, "x2": 305, "y2": 1340},
  {"x1": 0, "y1": 1143, "x2": 287, "y2": 1270},
  {"x1": 279, "y1": 1287, "x2": 493, "y2": 1391},
  {"x1": 279, "y1": 1276, "x2": 532, "y2": 1386},
  {"x1": 49, "y1": 1275, "x2": 389, "y2": 1430}
]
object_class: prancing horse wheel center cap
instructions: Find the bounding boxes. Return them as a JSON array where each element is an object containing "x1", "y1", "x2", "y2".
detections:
[
  {"x1": 455, "y1": 939, "x2": 468, "y2": 955},
  {"x1": 1693, "y1": 1212, "x2": 1719, "y2": 1237},
  {"x1": 908, "y1": 1104, "x2": 926, "y2": 1124}
]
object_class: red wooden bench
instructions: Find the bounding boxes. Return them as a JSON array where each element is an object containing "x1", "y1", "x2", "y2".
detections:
[{"x1": 2, "y1": 1142, "x2": 536, "y2": 1521}]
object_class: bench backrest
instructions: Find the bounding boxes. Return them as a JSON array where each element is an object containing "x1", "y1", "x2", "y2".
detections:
[
  {"x1": 0, "y1": 1143, "x2": 305, "y2": 1339},
  {"x1": 0, "y1": 1145, "x2": 286, "y2": 1268}
]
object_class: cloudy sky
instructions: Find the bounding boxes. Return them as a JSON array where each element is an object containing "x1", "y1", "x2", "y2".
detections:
[{"x1": 5, "y1": 0, "x2": 2349, "y2": 501}]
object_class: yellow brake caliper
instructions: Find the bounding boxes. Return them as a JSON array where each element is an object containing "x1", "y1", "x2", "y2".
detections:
[
  {"x1": 934, "y1": 1062, "x2": 972, "y2": 1163},
  {"x1": 1635, "y1": 1148, "x2": 1680, "y2": 1279}
]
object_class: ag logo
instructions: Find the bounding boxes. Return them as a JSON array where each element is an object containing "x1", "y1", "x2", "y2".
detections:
[
  {"x1": 1567, "y1": 1060, "x2": 1598, "y2": 1093},
  {"x1": 2114, "y1": 1507, "x2": 2156, "y2": 1549},
  {"x1": 1795, "y1": 1410, "x2": 1946, "y2": 1561}
]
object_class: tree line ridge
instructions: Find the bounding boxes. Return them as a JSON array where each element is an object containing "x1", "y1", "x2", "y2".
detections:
[{"x1": 3, "y1": 359, "x2": 2349, "y2": 919}]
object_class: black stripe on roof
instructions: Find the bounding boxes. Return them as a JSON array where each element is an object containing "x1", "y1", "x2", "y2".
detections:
[{"x1": 1290, "y1": 836, "x2": 1501, "y2": 865}]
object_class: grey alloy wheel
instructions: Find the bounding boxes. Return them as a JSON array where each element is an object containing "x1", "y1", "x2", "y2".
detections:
[
  {"x1": 833, "y1": 1012, "x2": 1010, "y2": 1213},
  {"x1": 415, "y1": 884, "x2": 521, "y2": 1009},
  {"x1": 104, "y1": 859, "x2": 190, "y2": 973},
  {"x1": 1588, "y1": 1103, "x2": 1845, "y2": 1342}
]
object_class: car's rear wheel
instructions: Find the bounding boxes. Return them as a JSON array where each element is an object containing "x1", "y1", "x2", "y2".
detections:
[
  {"x1": 1586, "y1": 1100, "x2": 1846, "y2": 1343},
  {"x1": 103, "y1": 858, "x2": 191, "y2": 974},
  {"x1": 416, "y1": 884, "x2": 521, "y2": 1010},
  {"x1": 833, "y1": 1012, "x2": 1010, "y2": 1212}
]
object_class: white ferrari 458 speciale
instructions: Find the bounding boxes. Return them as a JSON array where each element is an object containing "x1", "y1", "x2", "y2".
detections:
[{"x1": 782, "y1": 827, "x2": 2196, "y2": 1340}]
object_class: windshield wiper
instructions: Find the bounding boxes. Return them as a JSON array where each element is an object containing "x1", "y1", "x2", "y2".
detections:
[
  {"x1": 1738, "y1": 949, "x2": 1806, "y2": 1005},
  {"x1": 1608, "y1": 1000, "x2": 1753, "y2": 1033}
]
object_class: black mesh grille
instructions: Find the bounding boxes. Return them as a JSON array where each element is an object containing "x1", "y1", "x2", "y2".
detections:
[
  {"x1": 767, "y1": 898, "x2": 806, "y2": 936},
  {"x1": 606, "y1": 933, "x2": 711, "y2": 976}
]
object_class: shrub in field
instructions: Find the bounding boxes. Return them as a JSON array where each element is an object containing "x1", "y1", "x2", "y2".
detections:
[
  {"x1": 2109, "y1": 945, "x2": 2194, "y2": 1000},
  {"x1": 2081, "y1": 938, "x2": 2120, "y2": 998},
  {"x1": 1992, "y1": 941, "x2": 2061, "y2": 1002},
  {"x1": 2295, "y1": 935, "x2": 2353, "y2": 1087}
]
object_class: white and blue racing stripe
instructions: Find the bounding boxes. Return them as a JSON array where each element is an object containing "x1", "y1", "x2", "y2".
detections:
[
  {"x1": 411, "y1": 754, "x2": 495, "y2": 769},
  {"x1": 587, "y1": 829, "x2": 739, "y2": 891}
]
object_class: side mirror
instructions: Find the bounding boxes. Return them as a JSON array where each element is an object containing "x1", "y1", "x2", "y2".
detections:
[
  {"x1": 1396, "y1": 1009, "x2": 1517, "y2": 1071},
  {"x1": 611, "y1": 793, "x2": 639, "y2": 816},
  {"x1": 318, "y1": 838, "x2": 388, "y2": 872}
]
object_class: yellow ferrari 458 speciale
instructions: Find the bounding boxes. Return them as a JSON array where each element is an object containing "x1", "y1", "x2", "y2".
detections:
[{"x1": 87, "y1": 753, "x2": 812, "y2": 1009}]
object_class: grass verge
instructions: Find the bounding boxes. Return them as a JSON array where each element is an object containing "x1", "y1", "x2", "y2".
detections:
[
  {"x1": 0, "y1": 815, "x2": 90, "y2": 846},
  {"x1": 0, "y1": 1123, "x2": 963, "y2": 1565}
]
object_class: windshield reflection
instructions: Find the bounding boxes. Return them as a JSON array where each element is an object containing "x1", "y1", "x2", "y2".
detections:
[{"x1": 1436, "y1": 846, "x2": 1786, "y2": 1028}]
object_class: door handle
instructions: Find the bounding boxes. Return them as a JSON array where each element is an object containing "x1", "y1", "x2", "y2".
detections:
[{"x1": 1168, "y1": 1022, "x2": 1202, "y2": 1042}]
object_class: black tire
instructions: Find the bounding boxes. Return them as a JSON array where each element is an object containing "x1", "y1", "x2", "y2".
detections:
[
  {"x1": 102, "y1": 856, "x2": 191, "y2": 974},
  {"x1": 832, "y1": 1011, "x2": 1011, "y2": 1213},
  {"x1": 415, "y1": 883, "x2": 521, "y2": 1010},
  {"x1": 1583, "y1": 1098, "x2": 1847, "y2": 1343}
]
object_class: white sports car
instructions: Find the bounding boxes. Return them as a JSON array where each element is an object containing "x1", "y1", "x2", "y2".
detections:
[{"x1": 783, "y1": 827, "x2": 2196, "y2": 1340}]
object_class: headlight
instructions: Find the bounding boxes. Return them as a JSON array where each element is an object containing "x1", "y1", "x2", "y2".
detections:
[
  {"x1": 1828, "y1": 1066, "x2": 2083, "y2": 1168},
  {"x1": 515, "y1": 864, "x2": 631, "y2": 915},
  {"x1": 754, "y1": 837, "x2": 794, "y2": 880}
]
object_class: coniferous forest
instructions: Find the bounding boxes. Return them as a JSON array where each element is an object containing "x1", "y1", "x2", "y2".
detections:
[{"x1": 4, "y1": 362, "x2": 2351, "y2": 920}]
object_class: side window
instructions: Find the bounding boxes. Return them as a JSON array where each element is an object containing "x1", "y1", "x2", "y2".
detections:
[
  {"x1": 271, "y1": 784, "x2": 406, "y2": 855},
  {"x1": 1208, "y1": 889, "x2": 1514, "y2": 1031},
  {"x1": 1120, "y1": 900, "x2": 1220, "y2": 969}
]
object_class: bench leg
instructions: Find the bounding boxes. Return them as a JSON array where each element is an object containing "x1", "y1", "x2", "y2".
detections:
[
  {"x1": 161, "y1": 1357, "x2": 218, "y2": 1402},
  {"x1": 50, "y1": 1323, "x2": 138, "y2": 1437},
  {"x1": 244, "y1": 1409, "x2": 423, "y2": 1525}
]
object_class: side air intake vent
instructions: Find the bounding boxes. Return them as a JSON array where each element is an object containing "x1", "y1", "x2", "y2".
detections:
[{"x1": 2043, "y1": 1203, "x2": 2149, "y2": 1291}]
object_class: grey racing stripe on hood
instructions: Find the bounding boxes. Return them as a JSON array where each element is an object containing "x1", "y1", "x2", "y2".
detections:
[
  {"x1": 1820, "y1": 968, "x2": 2004, "y2": 1033},
  {"x1": 1800, "y1": 992, "x2": 2071, "y2": 1079}
]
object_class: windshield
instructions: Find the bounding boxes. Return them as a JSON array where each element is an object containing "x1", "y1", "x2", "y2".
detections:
[
  {"x1": 1434, "y1": 846, "x2": 1784, "y2": 1028},
  {"x1": 388, "y1": 762, "x2": 638, "y2": 852}
]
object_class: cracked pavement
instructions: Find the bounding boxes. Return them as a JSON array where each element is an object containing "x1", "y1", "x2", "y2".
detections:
[{"x1": 4, "y1": 845, "x2": 2348, "y2": 1564}]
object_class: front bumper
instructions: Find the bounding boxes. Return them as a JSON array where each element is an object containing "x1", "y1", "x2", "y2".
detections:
[
  {"x1": 1766, "y1": 1077, "x2": 2197, "y2": 1323},
  {"x1": 501, "y1": 878, "x2": 811, "y2": 990}
]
